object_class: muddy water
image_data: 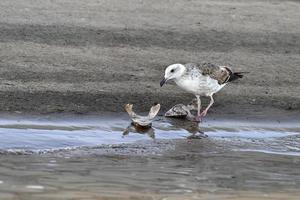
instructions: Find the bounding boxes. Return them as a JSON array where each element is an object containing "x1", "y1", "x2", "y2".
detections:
[{"x1": 0, "y1": 113, "x2": 299, "y2": 199}]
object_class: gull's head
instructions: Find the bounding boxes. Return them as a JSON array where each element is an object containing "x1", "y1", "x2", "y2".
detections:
[{"x1": 160, "y1": 64, "x2": 185, "y2": 87}]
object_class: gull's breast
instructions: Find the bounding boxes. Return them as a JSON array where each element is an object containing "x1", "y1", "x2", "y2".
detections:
[{"x1": 175, "y1": 75, "x2": 224, "y2": 96}]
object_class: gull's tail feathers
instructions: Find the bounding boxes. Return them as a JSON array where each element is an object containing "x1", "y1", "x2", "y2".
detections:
[{"x1": 224, "y1": 67, "x2": 249, "y2": 83}]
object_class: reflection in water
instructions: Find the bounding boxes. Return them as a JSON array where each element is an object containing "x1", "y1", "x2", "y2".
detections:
[
  {"x1": 0, "y1": 114, "x2": 299, "y2": 199},
  {"x1": 167, "y1": 118, "x2": 201, "y2": 133},
  {"x1": 123, "y1": 123, "x2": 155, "y2": 139},
  {"x1": 0, "y1": 113, "x2": 299, "y2": 153},
  {"x1": 122, "y1": 118, "x2": 207, "y2": 140},
  {"x1": 158, "y1": 118, "x2": 207, "y2": 139}
]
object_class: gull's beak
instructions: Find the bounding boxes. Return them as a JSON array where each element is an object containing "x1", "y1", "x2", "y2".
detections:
[{"x1": 160, "y1": 78, "x2": 167, "y2": 87}]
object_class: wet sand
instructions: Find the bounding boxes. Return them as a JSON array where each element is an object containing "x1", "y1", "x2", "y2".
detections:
[
  {"x1": 0, "y1": 151, "x2": 299, "y2": 200},
  {"x1": 0, "y1": 0, "x2": 299, "y2": 114},
  {"x1": 1, "y1": 137, "x2": 300, "y2": 200}
]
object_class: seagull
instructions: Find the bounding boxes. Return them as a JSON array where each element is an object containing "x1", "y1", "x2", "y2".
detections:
[{"x1": 160, "y1": 63, "x2": 246, "y2": 122}]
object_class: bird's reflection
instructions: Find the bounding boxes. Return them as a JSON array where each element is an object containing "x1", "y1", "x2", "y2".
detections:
[
  {"x1": 122, "y1": 117, "x2": 208, "y2": 140},
  {"x1": 161, "y1": 117, "x2": 207, "y2": 139},
  {"x1": 123, "y1": 123, "x2": 155, "y2": 139}
]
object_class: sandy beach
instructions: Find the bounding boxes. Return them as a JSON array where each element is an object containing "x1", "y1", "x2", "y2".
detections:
[{"x1": 0, "y1": 0, "x2": 299, "y2": 114}]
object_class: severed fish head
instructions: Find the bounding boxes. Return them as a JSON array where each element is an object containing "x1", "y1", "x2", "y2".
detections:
[
  {"x1": 125, "y1": 103, "x2": 160, "y2": 127},
  {"x1": 148, "y1": 103, "x2": 161, "y2": 120}
]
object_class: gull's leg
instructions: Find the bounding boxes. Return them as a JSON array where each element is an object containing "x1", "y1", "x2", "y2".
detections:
[
  {"x1": 196, "y1": 95, "x2": 201, "y2": 115},
  {"x1": 199, "y1": 95, "x2": 214, "y2": 118},
  {"x1": 195, "y1": 95, "x2": 202, "y2": 122}
]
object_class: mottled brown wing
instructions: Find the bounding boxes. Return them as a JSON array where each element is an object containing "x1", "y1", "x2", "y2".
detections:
[{"x1": 199, "y1": 63, "x2": 230, "y2": 85}]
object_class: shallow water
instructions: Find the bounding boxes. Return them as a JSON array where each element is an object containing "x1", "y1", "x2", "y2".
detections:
[{"x1": 0, "y1": 113, "x2": 299, "y2": 199}]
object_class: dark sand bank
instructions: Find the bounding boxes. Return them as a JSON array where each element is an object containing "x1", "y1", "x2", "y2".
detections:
[{"x1": 0, "y1": 0, "x2": 299, "y2": 114}]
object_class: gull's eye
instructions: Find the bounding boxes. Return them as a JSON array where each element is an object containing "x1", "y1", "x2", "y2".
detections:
[{"x1": 170, "y1": 69, "x2": 175, "y2": 73}]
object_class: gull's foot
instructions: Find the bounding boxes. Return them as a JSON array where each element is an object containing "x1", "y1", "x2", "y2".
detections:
[
  {"x1": 199, "y1": 110, "x2": 207, "y2": 118},
  {"x1": 194, "y1": 115, "x2": 202, "y2": 123},
  {"x1": 195, "y1": 111, "x2": 207, "y2": 122}
]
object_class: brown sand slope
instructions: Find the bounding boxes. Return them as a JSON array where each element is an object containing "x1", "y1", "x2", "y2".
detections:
[{"x1": 0, "y1": 0, "x2": 299, "y2": 114}]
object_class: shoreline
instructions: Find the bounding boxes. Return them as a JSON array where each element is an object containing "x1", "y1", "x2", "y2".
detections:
[{"x1": 0, "y1": 89, "x2": 299, "y2": 114}]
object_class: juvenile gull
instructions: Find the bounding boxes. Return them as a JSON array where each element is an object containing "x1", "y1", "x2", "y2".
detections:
[{"x1": 160, "y1": 63, "x2": 246, "y2": 122}]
